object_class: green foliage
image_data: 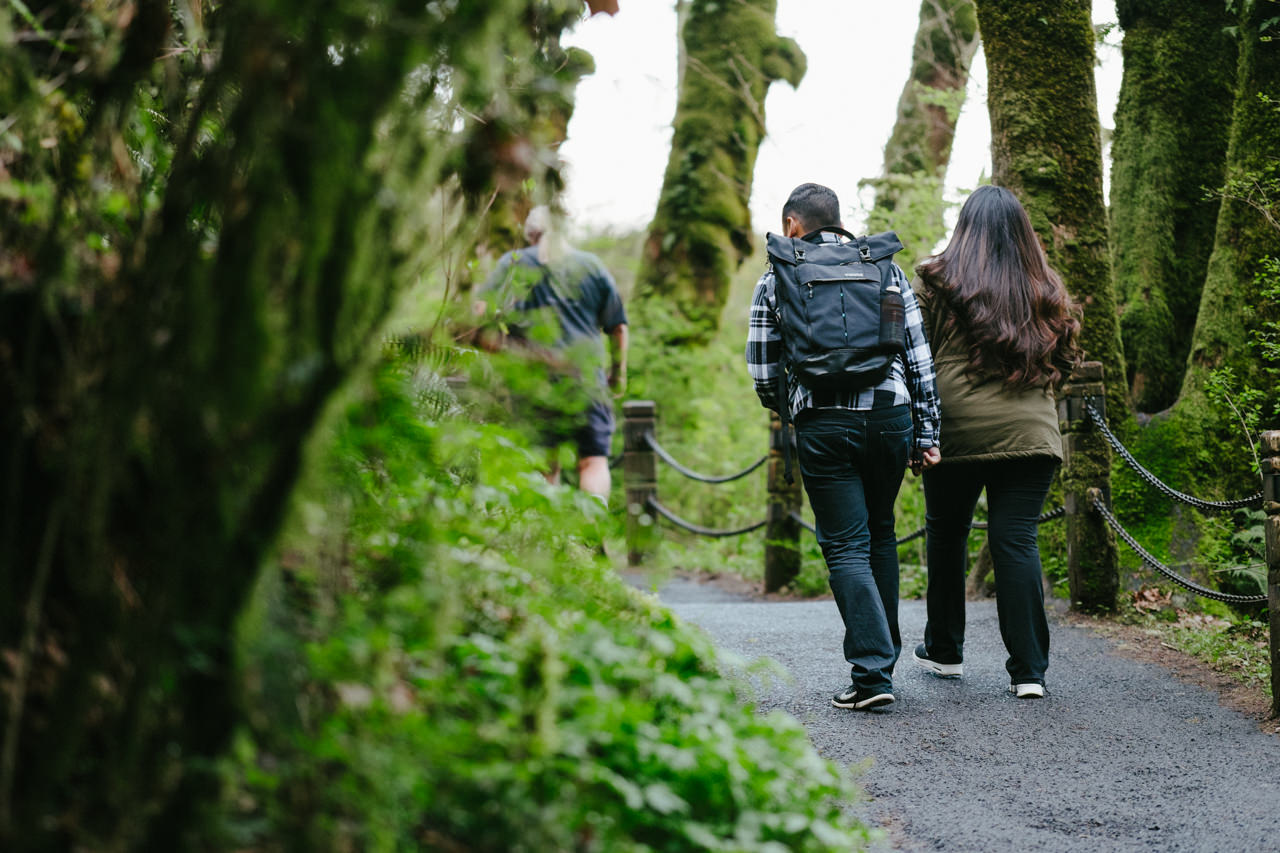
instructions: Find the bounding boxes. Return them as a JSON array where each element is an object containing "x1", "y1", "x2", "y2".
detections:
[
  {"x1": 0, "y1": 1, "x2": 613, "y2": 846},
  {"x1": 861, "y1": 171, "x2": 951, "y2": 265},
  {"x1": 226, "y1": 359, "x2": 871, "y2": 851}
]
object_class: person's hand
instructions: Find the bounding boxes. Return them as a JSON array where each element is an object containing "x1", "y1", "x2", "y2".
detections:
[
  {"x1": 910, "y1": 445, "x2": 941, "y2": 476},
  {"x1": 608, "y1": 367, "x2": 627, "y2": 397}
]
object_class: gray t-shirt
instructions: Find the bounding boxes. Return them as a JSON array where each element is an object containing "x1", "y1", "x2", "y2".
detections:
[{"x1": 482, "y1": 246, "x2": 627, "y2": 390}]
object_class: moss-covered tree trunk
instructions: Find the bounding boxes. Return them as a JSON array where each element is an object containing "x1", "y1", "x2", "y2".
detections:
[
  {"x1": 975, "y1": 0, "x2": 1123, "y2": 610},
  {"x1": 634, "y1": 0, "x2": 805, "y2": 345},
  {"x1": 975, "y1": 0, "x2": 1128, "y2": 422},
  {"x1": 0, "y1": 2, "x2": 586, "y2": 847},
  {"x1": 472, "y1": 17, "x2": 596, "y2": 275},
  {"x1": 866, "y1": 0, "x2": 980, "y2": 262},
  {"x1": 1160, "y1": 4, "x2": 1280, "y2": 490},
  {"x1": 677, "y1": 0, "x2": 690, "y2": 87},
  {"x1": 1109, "y1": 0, "x2": 1237, "y2": 413}
]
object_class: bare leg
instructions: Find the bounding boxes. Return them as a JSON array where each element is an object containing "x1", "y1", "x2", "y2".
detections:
[{"x1": 578, "y1": 455, "x2": 611, "y2": 499}]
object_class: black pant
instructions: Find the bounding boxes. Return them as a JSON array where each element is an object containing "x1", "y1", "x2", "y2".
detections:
[
  {"x1": 796, "y1": 406, "x2": 912, "y2": 692},
  {"x1": 922, "y1": 457, "x2": 1059, "y2": 685}
]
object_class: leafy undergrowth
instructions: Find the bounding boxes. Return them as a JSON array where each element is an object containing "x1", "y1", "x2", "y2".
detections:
[
  {"x1": 222, "y1": 360, "x2": 870, "y2": 851},
  {"x1": 1120, "y1": 589, "x2": 1271, "y2": 699}
]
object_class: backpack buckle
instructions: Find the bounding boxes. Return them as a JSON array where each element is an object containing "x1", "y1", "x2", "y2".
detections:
[
  {"x1": 859, "y1": 243, "x2": 872, "y2": 262},
  {"x1": 795, "y1": 246, "x2": 806, "y2": 262}
]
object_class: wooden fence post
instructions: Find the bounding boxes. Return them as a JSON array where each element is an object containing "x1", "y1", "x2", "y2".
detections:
[
  {"x1": 623, "y1": 400, "x2": 658, "y2": 566},
  {"x1": 1260, "y1": 430, "x2": 1280, "y2": 718},
  {"x1": 765, "y1": 412, "x2": 802, "y2": 592},
  {"x1": 1058, "y1": 361, "x2": 1118, "y2": 612}
]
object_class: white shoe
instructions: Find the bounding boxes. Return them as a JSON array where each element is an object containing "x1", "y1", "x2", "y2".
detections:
[{"x1": 1009, "y1": 682, "x2": 1045, "y2": 699}]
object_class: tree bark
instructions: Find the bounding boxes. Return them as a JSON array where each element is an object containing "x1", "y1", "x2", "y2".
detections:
[
  {"x1": 473, "y1": 39, "x2": 596, "y2": 275},
  {"x1": 974, "y1": 0, "x2": 1129, "y2": 424},
  {"x1": 866, "y1": 0, "x2": 980, "y2": 263},
  {"x1": 974, "y1": 0, "x2": 1123, "y2": 608},
  {"x1": 634, "y1": 0, "x2": 805, "y2": 345},
  {"x1": 0, "y1": 2, "x2": 585, "y2": 847},
  {"x1": 1158, "y1": 3, "x2": 1280, "y2": 489},
  {"x1": 1109, "y1": 0, "x2": 1237, "y2": 413}
]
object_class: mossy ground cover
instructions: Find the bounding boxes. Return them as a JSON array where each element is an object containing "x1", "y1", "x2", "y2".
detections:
[{"x1": 1113, "y1": 595, "x2": 1271, "y2": 701}]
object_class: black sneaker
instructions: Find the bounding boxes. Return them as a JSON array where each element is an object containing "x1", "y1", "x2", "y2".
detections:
[
  {"x1": 912, "y1": 643, "x2": 963, "y2": 677},
  {"x1": 832, "y1": 685, "x2": 895, "y2": 710}
]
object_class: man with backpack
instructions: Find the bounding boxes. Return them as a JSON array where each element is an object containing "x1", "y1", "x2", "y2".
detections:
[
  {"x1": 746, "y1": 183, "x2": 940, "y2": 710},
  {"x1": 476, "y1": 206, "x2": 628, "y2": 503}
]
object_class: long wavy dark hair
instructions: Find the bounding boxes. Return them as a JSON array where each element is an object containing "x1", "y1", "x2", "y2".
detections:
[{"x1": 916, "y1": 185, "x2": 1081, "y2": 390}]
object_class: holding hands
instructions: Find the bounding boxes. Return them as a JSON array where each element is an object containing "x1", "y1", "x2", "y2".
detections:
[{"x1": 911, "y1": 445, "x2": 941, "y2": 476}]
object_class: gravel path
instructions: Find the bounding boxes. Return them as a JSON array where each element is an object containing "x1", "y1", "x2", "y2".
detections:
[{"x1": 642, "y1": 573, "x2": 1280, "y2": 852}]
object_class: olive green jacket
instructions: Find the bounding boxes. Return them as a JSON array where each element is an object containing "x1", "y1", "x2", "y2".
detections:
[{"x1": 913, "y1": 278, "x2": 1063, "y2": 464}]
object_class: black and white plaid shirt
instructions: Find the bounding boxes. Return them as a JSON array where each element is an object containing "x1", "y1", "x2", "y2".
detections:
[{"x1": 745, "y1": 241, "x2": 941, "y2": 451}]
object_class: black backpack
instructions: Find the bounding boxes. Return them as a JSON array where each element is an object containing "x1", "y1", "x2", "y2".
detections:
[{"x1": 764, "y1": 226, "x2": 907, "y2": 480}]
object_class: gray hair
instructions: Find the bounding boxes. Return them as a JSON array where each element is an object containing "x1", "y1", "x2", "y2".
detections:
[{"x1": 524, "y1": 205, "x2": 552, "y2": 243}]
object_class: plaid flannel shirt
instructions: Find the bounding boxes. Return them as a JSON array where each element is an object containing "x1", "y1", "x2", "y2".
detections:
[{"x1": 745, "y1": 242, "x2": 941, "y2": 451}]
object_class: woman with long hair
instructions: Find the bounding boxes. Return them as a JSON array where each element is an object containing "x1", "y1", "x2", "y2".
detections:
[{"x1": 909, "y1": 185, "x2": 1080, "y2": 698}]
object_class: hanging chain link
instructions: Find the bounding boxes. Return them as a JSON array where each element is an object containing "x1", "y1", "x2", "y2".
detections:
[
  {"x1": 1091, "y1": 493, "x2": 1267, "y2": 605},
  {"x1": 788, "y1": 507, "x2": 1063, "y2": 542},
  {"x1": 645, "y1": 432, "x2": 768, "y2": 484},
  {"x1": 1083, "y1": 400, "x2": 1262, "y2": 512},
  {"x1": 646, "y1": 496, "x2": 766, "y2": 538}
]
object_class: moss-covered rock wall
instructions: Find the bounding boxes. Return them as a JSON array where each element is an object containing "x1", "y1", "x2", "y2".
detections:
[
  {"x1": 1109, "y1": 0, "x2": 1237, "y2": 413},
  {"x1": 634, "y1": 0, "x2": 805, "y2": 345}
]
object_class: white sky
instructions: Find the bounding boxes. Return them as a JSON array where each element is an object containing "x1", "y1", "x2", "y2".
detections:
[{"x1": 560, "y1": 1, "x2": 1122, "y2": 243}]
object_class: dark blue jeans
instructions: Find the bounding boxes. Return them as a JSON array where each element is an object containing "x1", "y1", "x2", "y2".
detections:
[
  {"x1": 922, "y1": 457, "x2": 1059, "y2": 684},
  {"x1": 796, "y1": 406, "x2": 912, "y2": 692}
]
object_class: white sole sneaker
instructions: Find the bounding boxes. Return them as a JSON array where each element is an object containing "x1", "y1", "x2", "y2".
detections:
[
  {"x1": 912, "y1": 649, "x2": 963, "y2": 678},
  {"x1": 1009, "y1": 682, "x2": 1045, "y2": 699},
  {"x1": 832, "y1": 689, "x2": 895, "y2": 711}
]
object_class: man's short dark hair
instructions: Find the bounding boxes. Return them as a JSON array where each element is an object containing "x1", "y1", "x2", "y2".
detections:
[{"x1": 782, "y1": 183, "x2": 841, "y2": 233}]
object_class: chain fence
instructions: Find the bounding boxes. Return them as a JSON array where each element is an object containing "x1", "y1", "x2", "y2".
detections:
[
  {"x1": 642, "y1": 428, "x2": 1065, "y2": 548},
  {"x1": 1082, "y1": 397, "x2": 1267, "y2": 605},
  {"x1": 787, "y1": 507, "x2": 1064, "y2": 544},
  {"x1": 644, "y1": 433, "x2": 767, "y2": 484},
  {"x1": 646, "y1": 495, "x2": 767, "y2": 538},
  {"x1": 635, "y1": 402, "x2": 1267, "y2": 608},
  {"x1": 1092, "y1": 495, "x2": 1266, "y2": 605},
  {"x1": 1085, "y1": 400, "x2": 1263, "y2": 511}
]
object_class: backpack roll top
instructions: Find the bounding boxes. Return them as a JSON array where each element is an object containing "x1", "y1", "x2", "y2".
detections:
[
  {"x1": 765, "y1": 229, "x2": 907, "y2": 393},
  {"x1": 766, "y1": 229, "x2": 904, "y2": 266}
]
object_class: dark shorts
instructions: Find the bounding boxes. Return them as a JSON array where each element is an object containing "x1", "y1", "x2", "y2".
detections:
[{"x1": 538, "y1": 399, "x2": 615, "y2": 459}]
